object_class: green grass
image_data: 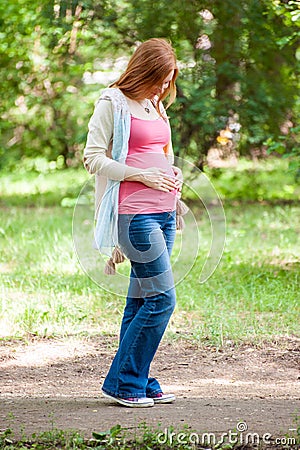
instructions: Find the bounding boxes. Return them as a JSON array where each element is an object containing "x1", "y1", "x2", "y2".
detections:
[
  {"x1": 175, "y1": 203, "x2": 300, "y2": 345},
  {"x1": 204, "y1": 157, "x2": 300, "y2": 202},
  {"x1": 0, "y1": 159, "x2": 299, "y2": 344},
  {"x1": 0, "y1": 168, "x2": 89, "y2": 208}
]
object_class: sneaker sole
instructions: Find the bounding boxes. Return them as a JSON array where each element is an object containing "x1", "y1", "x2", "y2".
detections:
[
  {"x1": 153, "y1": 395, "x2": 176, "y2": 404},
  {"x1": 102, "y1": 391, "x2": 154, "y2": 408}
]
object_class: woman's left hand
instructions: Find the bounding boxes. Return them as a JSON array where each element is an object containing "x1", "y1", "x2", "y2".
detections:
[{"x1": 172, "y1": 166, "x2": 183, "y2": 194}]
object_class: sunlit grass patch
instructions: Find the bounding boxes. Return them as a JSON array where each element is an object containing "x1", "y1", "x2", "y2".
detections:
[
  {"x1": 0, "y1": 160, "x2": 299, "y2": 344},
  {"x1": 0, "y1": 202, "x2": 299, "y2": 344}
]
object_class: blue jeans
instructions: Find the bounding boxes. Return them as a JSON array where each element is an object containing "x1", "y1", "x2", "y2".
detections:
[{"x1": 102, "y1": 211, "x2": 176, "y2": 398}]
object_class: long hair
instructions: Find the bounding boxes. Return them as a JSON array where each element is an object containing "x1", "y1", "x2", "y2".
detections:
[{"x1": 111, "y1": 38, "x2": 178, "y2": 110}]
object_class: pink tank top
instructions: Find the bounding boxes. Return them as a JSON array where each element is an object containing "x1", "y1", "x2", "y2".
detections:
[{"x1": 118, "y1": 116, "x2": 177, "y2": 214}]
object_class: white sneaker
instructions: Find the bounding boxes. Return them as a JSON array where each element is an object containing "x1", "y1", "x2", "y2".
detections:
[
  {"x1": 102, "y1": 390, "x2": 154, "y2": 408},
  {"x1": 149, "y1": 392, "x2": 176, "y2": 404}
]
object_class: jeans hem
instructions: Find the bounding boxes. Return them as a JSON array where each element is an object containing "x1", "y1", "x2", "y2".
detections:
[
  {"x1": 102, "y1": 386, "x2": 147, "y2": 399},
  {"x1": 146, "y1": 389, "x2": 163, "y2": 396}
]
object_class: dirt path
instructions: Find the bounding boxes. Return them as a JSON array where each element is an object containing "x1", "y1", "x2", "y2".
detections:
[{"x1": 0, "y1": 336, "x2": 299, "y2": 442}]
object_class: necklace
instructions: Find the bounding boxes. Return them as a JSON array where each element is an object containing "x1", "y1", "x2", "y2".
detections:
[{"x1": 140, "y1": 99, "x2": 151, "y2": 113}]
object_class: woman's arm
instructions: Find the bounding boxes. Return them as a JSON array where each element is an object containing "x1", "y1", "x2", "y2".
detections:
[{"x1": 83, "y1": 98, "x2": 129, "y2": 180}]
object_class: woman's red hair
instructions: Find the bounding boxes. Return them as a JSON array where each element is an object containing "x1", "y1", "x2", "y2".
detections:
[{"x1": 111, "y1": 38, "x2": 178, "y2": 110}]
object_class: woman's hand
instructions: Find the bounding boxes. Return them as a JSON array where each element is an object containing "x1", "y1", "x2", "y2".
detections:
[
  {"x1": 140, "y1": 167, "x2": 177, "y2": 192},
  {"x1": 172, "y1": 166, "x2": 183, "y2": 194},
  {"x1": 125, "y1": 167, "x2": 176, "y2": 192}
]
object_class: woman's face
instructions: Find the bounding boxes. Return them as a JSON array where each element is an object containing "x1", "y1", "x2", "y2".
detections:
[{"x1": 150, "y1": 69, "x2": 175, "y2": 99}]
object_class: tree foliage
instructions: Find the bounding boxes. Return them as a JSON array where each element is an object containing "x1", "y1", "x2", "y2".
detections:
[{"x1": 0, "y1": 0, "x2": 299, "y2": 171}]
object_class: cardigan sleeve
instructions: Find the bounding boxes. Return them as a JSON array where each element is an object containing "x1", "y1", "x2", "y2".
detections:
[
  {"x1": 83, "y1": 98, "x2": 125, "y2": 180},
  {"x1": 83, "y1": 98, "x2": 140, "y2": 181}
]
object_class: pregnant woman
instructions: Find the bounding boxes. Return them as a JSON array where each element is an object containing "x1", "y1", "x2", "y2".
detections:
[{"x1": 83, "y1": 38, "x2": 183, "y2": 407}]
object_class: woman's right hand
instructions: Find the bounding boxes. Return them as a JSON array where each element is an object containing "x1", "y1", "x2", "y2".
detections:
[{"x1": 125, "y1": 167, "x2": 176, "y2": 192}]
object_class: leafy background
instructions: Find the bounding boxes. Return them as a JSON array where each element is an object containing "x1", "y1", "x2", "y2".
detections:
[{"x1": 0, "y1": 0, "x2": 299, "y2": 173}]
